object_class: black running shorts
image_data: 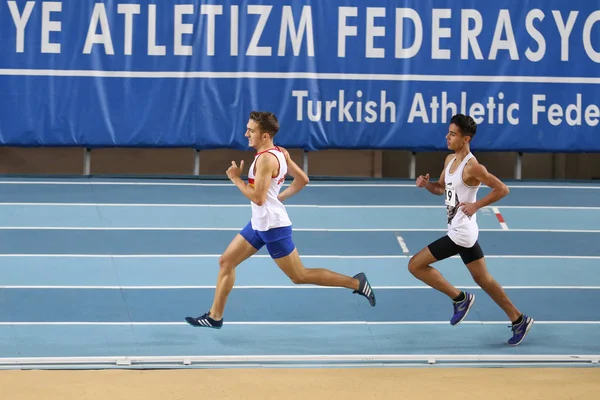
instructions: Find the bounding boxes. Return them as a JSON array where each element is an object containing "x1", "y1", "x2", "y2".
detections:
[{"x1": 427, "y1": 235, "x2": 484, "y2": 264}]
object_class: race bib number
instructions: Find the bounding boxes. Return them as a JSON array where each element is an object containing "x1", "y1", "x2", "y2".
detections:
[{"x1": 445, "y1": 184, "x2": 457, "y2": 207}]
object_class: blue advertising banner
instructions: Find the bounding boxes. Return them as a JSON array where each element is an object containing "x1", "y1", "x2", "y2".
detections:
[{"x1": 0, "y1": 0, "x2": 598, "y2": 151}]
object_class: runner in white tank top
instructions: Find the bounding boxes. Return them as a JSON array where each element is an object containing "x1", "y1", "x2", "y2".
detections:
[
  {"x1": 247, "y1": 146, "x2": 292, "y2": 231},
  {"x1": 444, "y1": 152, "x2": 480, "y2": 248},
  {"x1": 408, "y1": 113, "x2": 534, "y2": 346},
  {"x1": 185, "y1": 111, "x2": 376, "y2": 331}
]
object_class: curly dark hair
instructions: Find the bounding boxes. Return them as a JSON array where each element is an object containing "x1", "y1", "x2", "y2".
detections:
[
  {"x1": 450, "y1": 114, "x2": 477, "y2": 138},
  {"x1": 249, "y1": 111, "x2": 280, "y2": 137}
]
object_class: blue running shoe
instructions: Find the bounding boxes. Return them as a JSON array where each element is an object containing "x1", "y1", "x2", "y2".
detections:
[
  {"x1": 450, "y1": 292, "x2": 475, "y2": 325},
  {"x1": 353, "y1": 272, "x2": 376, "y2": 306},
  {"x1": 185, "y1": 312, "x2": 223, "y2": 329},
  {"x1": 508, "y1": 315, "x2": 534, "y2": 346}
]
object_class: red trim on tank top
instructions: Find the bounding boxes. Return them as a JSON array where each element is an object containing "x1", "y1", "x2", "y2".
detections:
[
  {"x1": 255, "y1": 146, "x2": 281, "y2": 156},
  {"x1": 253, "y1": 147, "x2": 281, "y2": 178}
]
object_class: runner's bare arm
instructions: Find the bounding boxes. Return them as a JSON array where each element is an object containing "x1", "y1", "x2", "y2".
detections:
[
  {"x1": 417, "y1": 154, "x2": 453, "y2": 196},
  {"x1": 468, "y1": 162, "x2": 510, "y2": 209},
  {"x1": 277, "y1": 147, "x2": 309, "y2": 202},
  {"x1": 228, "y1": 155, "x2": 278, "y2": 206}
]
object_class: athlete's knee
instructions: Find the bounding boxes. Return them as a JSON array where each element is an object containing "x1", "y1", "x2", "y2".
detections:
[
  {"x1": 288, "y1": 270, "x2": 308, "y2": 285},
  {"x1": 470, "y1": 270, "x2": 492, "y2": 287},
  {"x1": 285, "y1": 265, "x2": 309, "y2": 285},
  {"x1": 218, "y1": 255, "x2": 236, "y2": 272},
  {"x1": 289, "y1": 275, "x2": 307, "y2": 285},
  {"x1": 407, "y1": 256, "x2": 425, "y2": 276}
]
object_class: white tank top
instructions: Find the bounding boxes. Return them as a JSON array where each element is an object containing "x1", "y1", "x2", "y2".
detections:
[
  {"x1": 247, "y1": 147, "x2": 292, "y2": 231},
  {"x1": 444, "y1": 153, "x2": 481, "y2": 248}
]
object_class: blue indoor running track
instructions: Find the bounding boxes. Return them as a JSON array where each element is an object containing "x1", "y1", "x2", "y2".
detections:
[{"x1": 0, "y1": 178, "x2": 598, "y2": 369}]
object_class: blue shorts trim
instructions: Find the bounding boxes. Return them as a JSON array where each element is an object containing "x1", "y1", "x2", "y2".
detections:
[
  {"x1": 239, "y1": 221, "x2": 295, "y2": 259},
  {"x1": 240, "y1": 222, "x2": 264, "y2": 250}
]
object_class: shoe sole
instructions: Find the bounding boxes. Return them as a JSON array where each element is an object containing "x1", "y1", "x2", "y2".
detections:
[
  {"x1": 451, "y1": 294, "x2": 475, "y2": 326},
  {"x1": 184, "y1": 317, "x2": 222, "y2": 329},
  {"x1": 508, "y1": 318, "x2": 534, "y2": 346},
  {"x1": 362, "y1": 274, "x2": 376, "y2": 307},
  {"x1": 354, "y1": 273, "x2": 376, "y2": 307}
]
